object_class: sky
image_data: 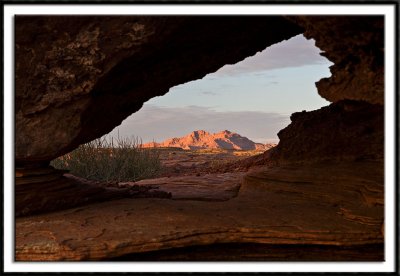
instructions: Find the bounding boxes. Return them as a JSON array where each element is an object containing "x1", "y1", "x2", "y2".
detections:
[{"x1": 107, "y1": 34, "x2": 333, "y2": 144}]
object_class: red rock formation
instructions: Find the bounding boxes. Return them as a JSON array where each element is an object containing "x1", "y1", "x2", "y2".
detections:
[{"x1": 142, "y1": 130, "x2": 275, "y2": 150}]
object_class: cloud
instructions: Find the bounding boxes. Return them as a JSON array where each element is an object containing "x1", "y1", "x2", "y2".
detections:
[
  {"x1": 107, "y1": 105, "x2": 291, "y2": 144},
  {"x1": 214, "y1": 34, "x2": 332, "y2": 76},
  {"x1": 201, "y1": 91, "x2": 217, "y2": 96}
]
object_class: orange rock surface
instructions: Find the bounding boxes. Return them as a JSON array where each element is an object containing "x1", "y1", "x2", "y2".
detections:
[{"x1": 142, "y1": 130, "x2": 276, "y2": 151}]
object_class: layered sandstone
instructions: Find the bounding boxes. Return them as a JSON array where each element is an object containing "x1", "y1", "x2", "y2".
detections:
[{"x1": 16, "y1": 161, "x2": 383, "y2": 261}]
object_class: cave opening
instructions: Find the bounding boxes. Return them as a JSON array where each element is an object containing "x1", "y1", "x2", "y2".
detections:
[{"x1": 57, "y1": 33, "x2": 332, "y2": 180}]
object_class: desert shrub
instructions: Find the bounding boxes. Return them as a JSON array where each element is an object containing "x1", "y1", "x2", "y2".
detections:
[{"x1": 51, "y1": 136, "x2": 162, "y2": 182}]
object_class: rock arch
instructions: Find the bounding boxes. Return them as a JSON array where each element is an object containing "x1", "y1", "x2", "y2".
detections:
[{"x1": 15, "y1": 15, "x2": 383, "y2": 215}]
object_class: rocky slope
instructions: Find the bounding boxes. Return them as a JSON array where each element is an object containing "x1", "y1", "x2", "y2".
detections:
[{"x1": 142, "y1": 130, "x2": 275, "y2": 150}]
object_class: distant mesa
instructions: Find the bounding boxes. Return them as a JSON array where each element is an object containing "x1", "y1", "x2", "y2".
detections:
[{"x1": 142, "y1": 130, "x2": 277, "y2": 151}]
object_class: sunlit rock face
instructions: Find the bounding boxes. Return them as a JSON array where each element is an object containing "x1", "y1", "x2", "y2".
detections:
[{"x1": 15, "y1": 16, "x2": 303, "y2": 166}]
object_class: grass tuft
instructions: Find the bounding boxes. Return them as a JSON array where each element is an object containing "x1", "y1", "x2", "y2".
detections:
[{"x1": 51, "y1": 136, "x2": 162, "y2": 182}]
